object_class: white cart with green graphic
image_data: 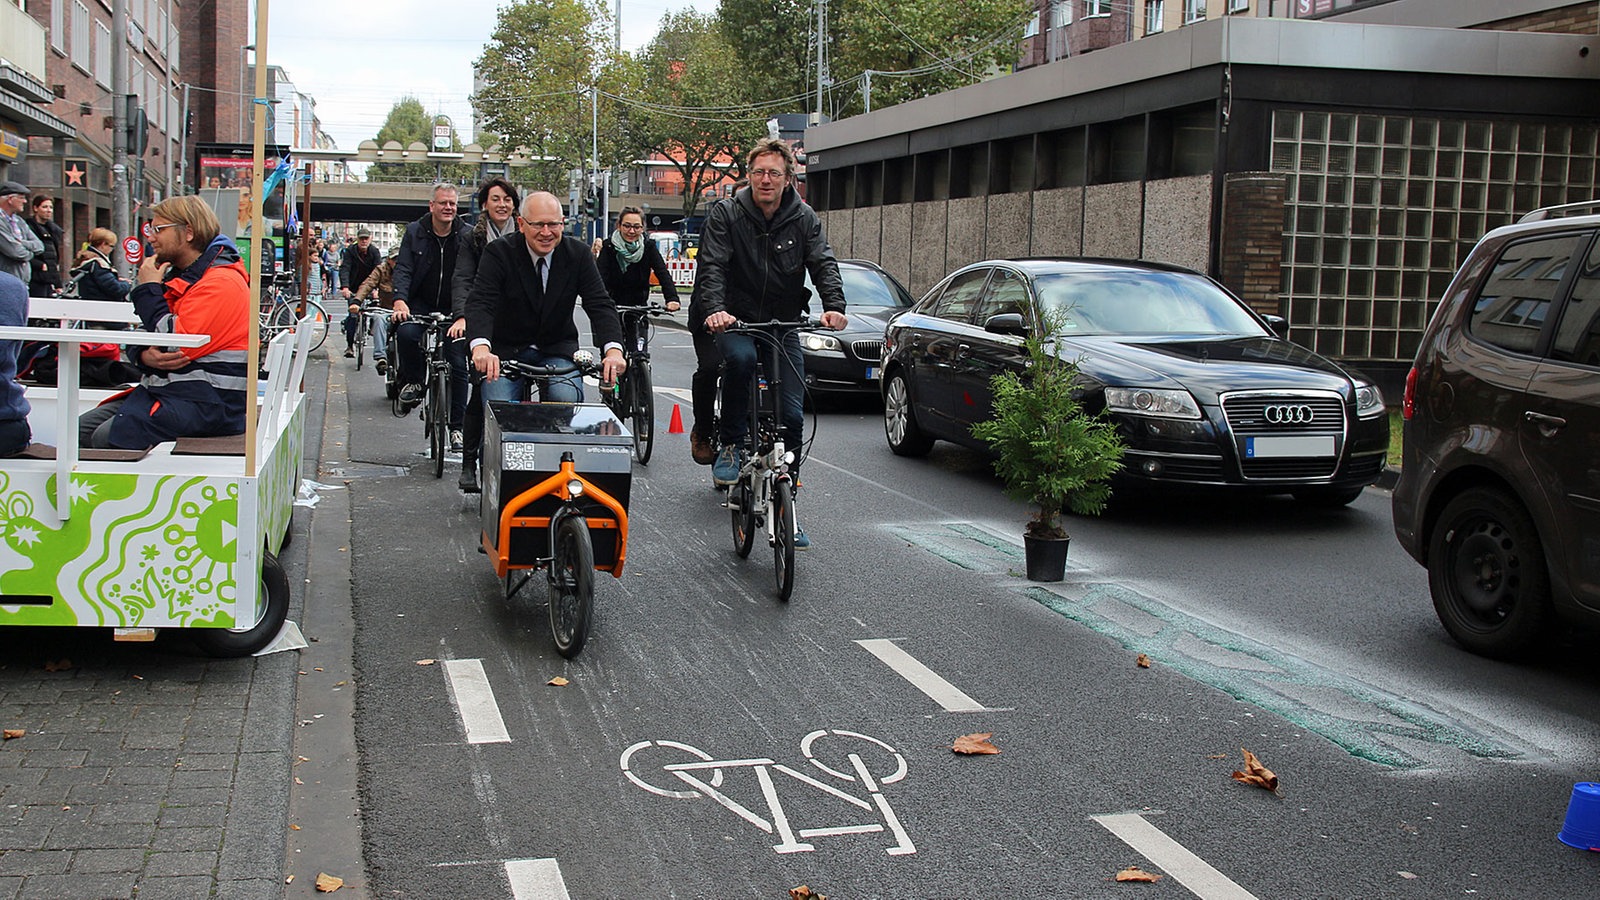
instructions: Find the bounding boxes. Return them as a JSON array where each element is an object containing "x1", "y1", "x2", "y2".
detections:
[{"x1": 0, "y1": 302, "x2": 311, "y2": 657}]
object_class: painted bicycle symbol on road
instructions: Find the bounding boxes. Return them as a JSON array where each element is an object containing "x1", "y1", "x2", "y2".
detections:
[{"x1": 620, "y1": 729, "x2": 917, "y2": 856}]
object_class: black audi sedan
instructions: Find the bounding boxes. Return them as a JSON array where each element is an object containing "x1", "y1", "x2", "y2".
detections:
[
  {"x1": 797, "y1": 259, "x2": 915, "y2": 396},
  {"x1": 881, "y1": 258, "x2": 1389, "y2": 505}
]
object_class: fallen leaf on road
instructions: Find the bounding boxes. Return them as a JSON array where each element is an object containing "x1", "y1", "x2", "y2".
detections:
[
  {"x1": 285, "y1": 874, "x2": 294, "y2": 883},
  {"x1": 131, "y1": 674, "x2": 143, "y2": 680},
  {"x1": 952, "y1": 732, "x2": 1001, "y2": 755},
  {"x1": 1115, "y1": 866, "x2": 1163, "y2": 882},
  {"x1": 790, "y1": 887, "x2": 828, "y2": 900},
  {"x1": 290, "y1": 824, "x2": 301, "y2": 830},
  {"x1": 1231, "y1": 747, "x2": 1280, "y2": 794},
  {"x1": 416, "y1": 659, "x2": 436, "y2": 666},
  {"x1": 2, "y1": 729, "x2": 23, "y2": 740},
  {"x1": 1398, "y1": 871, "x2": 1418, "y2": 880},
  {"x1": 1206, "y1": 754, "x2": 1228, "y2": 759},
  {"x1": 1136, "y1": 654, "x2": 1151, "y2": 668},
  {"x1": 314, "y1": 872, "x2": 344, "y2": 892},
  {"x1": 43, "y1": 658, "x2": 72, "y2": 672},
  {"x1": 547, "y1": 676, "x2": 570, "y2": 687},
  {"x1": 294, "y1": 777, "x2": 303, "y2": 785}
]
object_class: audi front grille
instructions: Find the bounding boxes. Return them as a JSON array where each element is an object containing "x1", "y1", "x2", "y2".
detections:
[{"x1": 1221, "y1": 391, "x2": 1348, "y2": 480}]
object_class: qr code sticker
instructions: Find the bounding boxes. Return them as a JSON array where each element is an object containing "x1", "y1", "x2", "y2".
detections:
[{"x1": 502, "y1": 442, "x2": 539, "y2": 471}]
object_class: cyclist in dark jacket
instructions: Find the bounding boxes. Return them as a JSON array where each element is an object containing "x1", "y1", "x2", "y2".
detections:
[
  {"x1": 596, "y1": 206, "x2": 681, "y2": 350},
  {"x1": 451, "y1": 177, "x2": 520, "y2": 490},
  {"x1": 392, "y1": 183, "x2": 469, "y2": 422},
  {"x1": 699, "y1": 140, "x2": 847, "y2": 532}
]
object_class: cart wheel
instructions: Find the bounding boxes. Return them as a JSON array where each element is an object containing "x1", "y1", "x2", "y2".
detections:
[
  {"x1": 772, "y1": 480, "x2": 795, "y2": 601},
  {"x1": 193, "y1": 552, "x2": 290, "y2": 658},
  {"x1": 730, "y1": 478, "x2": 755, "y2": 558},
  {"x1": 549, "y1": 516, "x2": 594, "y2": 658}
]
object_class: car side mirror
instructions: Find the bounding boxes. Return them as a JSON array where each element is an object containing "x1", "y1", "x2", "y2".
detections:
[
  {"x1": 1262, "y1": 314, "x2": 1290, "y2": 338},
  {"x1": 984, "y1": 313, "x2": 1029, "y2": 337}
]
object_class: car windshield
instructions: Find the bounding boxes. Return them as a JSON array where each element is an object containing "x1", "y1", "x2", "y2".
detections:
[
  {"x1": 1034, "y1": 271, "x2": 1267, "y2": 337},
  {"x1": 806, "y1": 266, "x2": 913, "y2": 314}
]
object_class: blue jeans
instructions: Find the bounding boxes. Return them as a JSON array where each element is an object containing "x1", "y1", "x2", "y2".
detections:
[
  {"x1": 715, "y1": 330, "x2": 804, "y2": 453},
  {"x1": 482, "y1": 346, "x2": 584, "y2": 404}
]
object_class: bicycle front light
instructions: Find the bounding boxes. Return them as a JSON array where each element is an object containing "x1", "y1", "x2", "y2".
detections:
[{"x1": 566, "y1": 479, "x2": 585, "y2": 498}]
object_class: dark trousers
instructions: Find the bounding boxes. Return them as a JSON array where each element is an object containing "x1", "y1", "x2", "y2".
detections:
[
  {"x1": 394, "y1": 321, "x2": 469, "y2": 428},
  {"x1": 715, "y1": 330, "x2": 804, "y2": 453},
  {"x1": 691, "y1": 328, "x2": 721, "y2": 437},
  {"x1": 461, "y1": 379, "x2": 484, "y2": 464},
  {"x1": 0, "y1": 418, "x2": 29, "y2": 457}
]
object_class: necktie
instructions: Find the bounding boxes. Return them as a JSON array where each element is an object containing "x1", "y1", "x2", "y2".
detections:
[{"x1": 536, "y1": 256, "x2": 546, "y2": 293}]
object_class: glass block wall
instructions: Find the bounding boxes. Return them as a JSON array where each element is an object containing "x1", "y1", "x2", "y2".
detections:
[{"x1": 1272, "y1": 109, "x2": 1600, "y2": 362}]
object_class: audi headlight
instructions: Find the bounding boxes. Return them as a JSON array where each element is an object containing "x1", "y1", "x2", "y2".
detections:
[
  {"x1": 799, "y1": 332, "x2": 842, "y2": 353},
  {"x1": 1352, "y1": 380, "x2": 1385, "y2": 418},
  {"x1": 1104, "y1": 387, "x2": 1202, "y2": 419}
]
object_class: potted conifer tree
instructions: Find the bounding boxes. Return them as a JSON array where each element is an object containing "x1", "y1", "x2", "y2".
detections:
[{"x1": 971, "y1": 308, "x2": 1125, "y2": 581}]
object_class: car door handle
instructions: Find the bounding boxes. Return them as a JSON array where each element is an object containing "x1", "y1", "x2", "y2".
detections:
[
  {"x1": 955, "y1": 343, "x2": 971, "y2": 359},
  {"x1": 1524, "y1": 410, "x2": 1567, "y2": 436}
]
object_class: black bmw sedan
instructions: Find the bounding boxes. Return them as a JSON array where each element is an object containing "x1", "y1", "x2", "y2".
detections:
[
  {"x1": 797, "y1": 259, "x2": 915, "y2": 396},
  {"x1": 880, "y1": 258, "x2": 1389, "y2": 506}
]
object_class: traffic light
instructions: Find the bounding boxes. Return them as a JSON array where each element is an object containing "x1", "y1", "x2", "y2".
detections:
[
  {"x1": 584, "y1": 188, "x2": 600, "y2": 219},
  {"x1": 125, "y1": 96, "x2": 148, "y2": 157}
]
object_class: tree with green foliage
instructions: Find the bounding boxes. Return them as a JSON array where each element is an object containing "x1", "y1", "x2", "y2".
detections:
[
  {"x1": 716, "y1": 0, "x2": 1031, "y2": 120},
  {"x1": 473, "y1": 0, "x2": 630, "y2": 194},
  {"x1": 623, "y1": 11, "x2": 758, "y2": 218},
  {"x1": 367, "y1": 97, "x2": 478, "y2": 185}
]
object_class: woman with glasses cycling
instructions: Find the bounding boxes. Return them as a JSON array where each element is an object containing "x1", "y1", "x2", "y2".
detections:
[{"x1": 595, "y1": 206, "x2": 680, "y2": 348}]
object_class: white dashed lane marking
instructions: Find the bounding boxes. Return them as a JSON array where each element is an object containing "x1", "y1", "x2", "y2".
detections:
[
  {"x1": 1094, "y1": 813, "x2": 1259, "y2": 900},
  {"x1": 442, "y1": 658, "x2": 512, "y2": 744},
  {"x1": 855, "y1": 639, "x2": 989, "y2": 712},
  {"x1": 505, "y1": 857, "x2": 571, "y2": 900}
]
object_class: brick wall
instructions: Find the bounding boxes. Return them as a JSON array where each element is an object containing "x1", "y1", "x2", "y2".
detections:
[
  {"x1": 182, "y1": 2, "x2": 251, "y2": 147},
  {"x1": 1475, "y1": 1, "x2": 1598, "y2": 34},
  {"x1": 1218, "y1": 173, "x2": 1287, "y2": 318}
]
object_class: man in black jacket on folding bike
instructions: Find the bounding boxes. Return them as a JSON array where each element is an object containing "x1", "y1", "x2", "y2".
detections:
[{"x1": 698, "y1": 139, "x2": 847, "y2": 549}]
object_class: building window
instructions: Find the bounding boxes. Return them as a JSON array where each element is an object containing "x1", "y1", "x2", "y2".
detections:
[
  {"x1": 1184, "y1": 0, "x2": 1205, "y2": 24},
  {"x1": 1229, "y1": 0, "x2": 1250, "y2": 12},
  {"x1": 1146, "y1": 0, "x2": 1164, "y2": 35},
  {"x1": 71, "y1": 2, "x2": 90, "y2": 72},
  {"x1": 51, "y1": 1, "x2": 65, "y2": 53},
  {"x1": 1023, "y1": 11, "x2": 1040, "y2": 38},
  {"x1": 1087, "y1": 0, "x2": 1112, "y2": 15},
  {"x1": 93, "y1": 21, "x2": 111, "y2": 88},
  {"x1": 1053, "y1": 1, "x2": 1072, "y2": 28}
]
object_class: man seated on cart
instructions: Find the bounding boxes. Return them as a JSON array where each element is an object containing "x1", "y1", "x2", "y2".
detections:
[
  {"x1": 465, "y1": 191, "x2": 628, "y2": 401},
  {"x1": 78, "y1": 195, "x2": 250, "y2": 450}
]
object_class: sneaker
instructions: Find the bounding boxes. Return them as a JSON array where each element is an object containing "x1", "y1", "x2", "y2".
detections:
[
  {"x1": 344, "y1": 346, "x2": 355, "y2": 358},
  {"x1": 398, "y1": 383, "x2": 422, "y2": 411},
  {"x1": 793, "y1": 528, "x2": 811, "y2": 551},
  {"x1": 458, "y1": 458, "x2": 479, "y2": 493},
  {"x1": 711, "y1": 444, "x2": 741, "y2": 485},
  {"x1": 449, "y1": 429, "x2": 464, "y2": 453},
  {"x1": 689, "y1": 427, "x2": 716, "y2": 465},
  {"x1": 375, "y1": 358, "x2": 388, "y2": 376}
]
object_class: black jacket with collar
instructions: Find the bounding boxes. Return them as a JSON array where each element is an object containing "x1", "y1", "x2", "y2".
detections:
[
  {"x1": 464, "y1": 233, "x2": 624, "y2": 359},
  {"x1": 694, "y1": 184, "x2": 844, "y2": 326},
  {"x1": 340, "y1": 242, "x2": 383, "y2": 294},
  {"x1": 391, "y1": 213, "x2": 468, "y2": 316}
]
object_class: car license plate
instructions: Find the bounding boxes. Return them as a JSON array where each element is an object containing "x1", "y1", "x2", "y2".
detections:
[
  {"x1": 866, "y1": 366, "x2": 881, "y2": 380},
  {"x1": 1246, "y1": 436, "x2": 1336, "y2": 458}
]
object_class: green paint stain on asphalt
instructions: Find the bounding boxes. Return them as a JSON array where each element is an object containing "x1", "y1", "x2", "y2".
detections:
[
  {"x1": 1025, "y1": 584, "x2": 1521, "y2": 768},
  {"x1": 886, "y1": 523, "x2": 1021, "y2": 571}
]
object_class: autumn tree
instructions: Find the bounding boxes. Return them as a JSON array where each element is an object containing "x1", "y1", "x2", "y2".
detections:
[
  {"x1": 473, "y1": 0, "x2": 630, "y2": 194},
  {"x1": 367, "y1": 97, "x2": 477, "y2": 185},
  {"x1": 622, "y1": 12, "x2": 760, "y2": 218}
]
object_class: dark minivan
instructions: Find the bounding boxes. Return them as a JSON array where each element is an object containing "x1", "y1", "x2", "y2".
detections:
[{"x1": 1394, "y1": 201, "x2": 1600, "y2": 658}]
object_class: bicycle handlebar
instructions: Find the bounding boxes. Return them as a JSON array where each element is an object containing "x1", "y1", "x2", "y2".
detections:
[
  {"x1": 499, "y1": 354, "x2": 603, "y2": 382},
  {"x1": 726, "y1": 318, "x2": 814, "y2": 332},
  {"x1": 615, "y1": 302, "x2": 670, "y2": 316}
]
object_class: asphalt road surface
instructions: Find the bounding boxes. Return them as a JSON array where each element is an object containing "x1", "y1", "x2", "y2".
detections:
[{"x1": 330, "y1": 321, "x2": 1600, "y2": 899}]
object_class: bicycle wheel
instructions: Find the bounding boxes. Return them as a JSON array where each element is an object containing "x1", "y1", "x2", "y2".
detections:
[
  {"x1": 631, "y1": 358, "x2": 654, "y2": 465},
  {"x1": 772, "y1": 479, "x2": 795, "y2": 601},
  {"x1": 355, "y1": 315, "x2": 366, "y2": 371},
  {"x1": 300, "y1": 298, "x2": 330, "y2": 352},
  {"x1": 429, "y1": 365, "x2": 449, "y2": 478},
  {"x1": 549, "y1": 515, "x2": 594, "y2": 658},
  {"x1": 730, "y1": 477, "x2": 755, "y2": 558}
]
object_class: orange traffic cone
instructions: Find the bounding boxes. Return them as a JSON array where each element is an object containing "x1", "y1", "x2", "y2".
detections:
[{"x1": 668, "y1": 403, "x2": 685, "y2": 434}]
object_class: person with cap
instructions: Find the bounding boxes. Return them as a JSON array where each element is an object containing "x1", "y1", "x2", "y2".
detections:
[
  {"x1": 26, "y1": 195, "x2": 64, "y2": 295},
  {"x1": 0, "y1": 181, "x2": 45, "y2": 289},
  {"x1": 339, "y1": 227, "x2": 383, "y2": 359}
]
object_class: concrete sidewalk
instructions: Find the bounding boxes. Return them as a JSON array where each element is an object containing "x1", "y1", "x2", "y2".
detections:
[{"x1": 0, "y1": 355, "x2": 334, "y2": 899}]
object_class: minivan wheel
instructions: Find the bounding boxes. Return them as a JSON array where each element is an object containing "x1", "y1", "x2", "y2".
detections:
[{"x1": 1427, "y1": 487, "x2": 1552, "y2": 659}]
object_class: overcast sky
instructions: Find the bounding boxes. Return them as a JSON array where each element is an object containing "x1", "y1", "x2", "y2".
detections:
[{"x1": 264, "y1": 0, "x2": 719, "y2": 152}]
